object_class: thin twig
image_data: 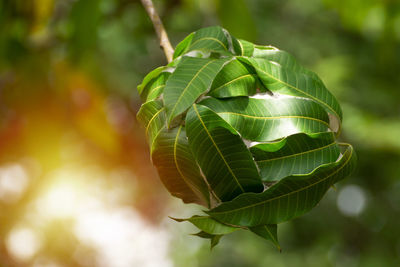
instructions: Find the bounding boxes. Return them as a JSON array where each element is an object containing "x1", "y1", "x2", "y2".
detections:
[{"x1": 140, "y1": 0, "x2": 174, "y2": 63}]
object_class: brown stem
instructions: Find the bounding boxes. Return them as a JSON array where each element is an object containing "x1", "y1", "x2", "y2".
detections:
[{"x1": 140, "y1": 0, "x2": 174, "y2": 63}]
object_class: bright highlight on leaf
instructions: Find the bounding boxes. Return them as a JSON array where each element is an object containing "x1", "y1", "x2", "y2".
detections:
[{"x1": 137, "y1": 26, "x2": 356, "y2": 250}]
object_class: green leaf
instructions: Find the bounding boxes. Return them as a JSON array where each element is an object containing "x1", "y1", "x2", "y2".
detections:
[
  {"x1": 249, "y1": 224, "x2": 281, "y2": 251},
  {"x1": 207, "y1": 144, "x2": 356, "y2": 226},
  {"x1": 152, "y1": 125, "x2": 210, "y2": 207},
  {"x1": 137, "y1": 66, "x2": 167, "y2": 102},
  {"x1": 143, "y1": 71, "x2": 171, "y2": 102},
  {"x1": 186, "y1": 104, "x2": 263, "y2": 201},
  {"x1": 164, "y1": 57, "x2": 230, "y2": 126},
  {"x1": 188, "y1": 26, "x2": 232, "y2": 55},
  {"x1": 136, "y1": 100, "x2": 165, "y2": 149},
  {"x1": 235, "y1": 39, "x2": 255, "y2": 57},
  {"x1": 238, "y1": 56, "x2": 343, "y2": 124},
  {"x1": 199, "y1": 96, "x2": 330, "y2": 142},
  {"x1": 253, "y1": 46, "x2": 327, "y2": 92},
  {"x1": 208, "y1": 59, "x2": 258, "y2": 98},
  {"x1": 171, "y1": 215, "x2": 239, "y2": 235},
  {"x1": 250, "y1": 132, "x2": 341, "y2": 182},
  {"x1": 253, "y1": 46, "x2": 319, "y2": 79},
  {"x1": 192, "y1": 231, "x2": 223, "y2": 250},
  {"x1": 173, "y1": 32, "x2": 194, "y2": 59}
]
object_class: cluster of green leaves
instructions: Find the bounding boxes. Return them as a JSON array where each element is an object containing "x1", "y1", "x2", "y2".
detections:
[{"x1": 137, "y1": 26, "x2": 356, "y2": 249}]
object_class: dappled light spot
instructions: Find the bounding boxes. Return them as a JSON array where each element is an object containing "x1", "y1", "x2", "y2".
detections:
[
  {"x1": 6, "y1": 227, "x2": 42, "y2": 262},
  {"x1": 30, "y1": 166, "x2": 172, "y2": 267},
  {"x1": 33, "y1": 258, "x2": 62, "y2": 267},
  {"x1": 0, "y1": 163, "x2": 29, "y2": 203},
  {"x1": 74, "y1": 208, "x2": 172, "y2": 267},
  {"x1": 337, "y1": 185, "x2": 366, "y2": 217}
]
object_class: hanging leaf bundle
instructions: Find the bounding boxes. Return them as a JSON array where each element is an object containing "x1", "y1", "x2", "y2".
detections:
[{"x1": 137, "y1": 26, "x2": 356, "y2": 249}]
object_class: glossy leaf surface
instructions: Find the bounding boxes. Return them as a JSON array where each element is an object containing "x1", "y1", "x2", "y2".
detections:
[
  {"x1": 250, "y1": 132, "x2": 341, "y2": 181},
  {"x1": 164, "y1": 57, "x2": 229, "y2": 126},
  {"x1": 188, "y1": 26, "x2": 232, "y2": 55},
  {"x1": 137, "y1": 26, "x2": 355, "y2": 249},
  {"x1": 239, "y1": 56, "x2": 343, "y2": 124},
  {"x1": 199, "y1": 96, "x2": 330, "y2": 141},
  {"x1": 208, "y1": 59, "x2": 258, "y2": 98},
  {"x1": 207, "y1": 144, "x2": 356, "y2": 226},
  {"x1": 136, "y1": 100, "x2": 165, "y2": 149},
  {"x1": 186, "y1": 104, "x2": 263, "y2": 201}
]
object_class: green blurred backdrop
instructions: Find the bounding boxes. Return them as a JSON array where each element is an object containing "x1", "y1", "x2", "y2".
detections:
[{"x1": 0, "y1": 0, "x2": 399, "y2": 266}]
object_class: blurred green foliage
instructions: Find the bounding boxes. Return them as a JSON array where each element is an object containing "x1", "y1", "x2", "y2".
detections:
[{"x1": 0, "y1": 0, "x2": 400, "y2": 266}]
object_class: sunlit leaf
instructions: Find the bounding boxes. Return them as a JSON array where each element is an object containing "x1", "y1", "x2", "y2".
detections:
[
  {"x1": 136, "y1": 100, "x2": 165, "y2": 149},
  {"x1": 173, "y1": 32, "x2": 194, "y2": 59},
  {"x1": 186, "y1": 104, "x2": 263, "y2": 201},
  {"x1": 250, "y1": 132, "x2": 341, "y2": 182},
  {"x1": 137, "y1": 26, "x2": 355, "y2": 249},
  {"x1": 199, "y1": 96, "x2": 330, "y2": 141},
  {"x1": 253, "y1": 45, "x2": 325, "y2": 85},
  {"x1": 207, "y1": 144, "x2": 356, "y2": 226},
  {"x1": 142, "y1": 71, "x2": 171, "y2": 102},
  {"x1": 236, "y1": 39, "x2": 255, "y2": 57},
  {"x1": 188, "y1": 26, "x2": 232, "y2": 55},
  {"x1": 137, "y1": 66, "x2": 167, "y2": 102},
  {"x1": 238, "y1": 56, "x2": 343, "y2": 124},
  {"x1": 164, "y1": 56, "x2": 230, "y2": 126},
  {"x1": 207, "y1": 59, "x2": 259, "y2": 98}
]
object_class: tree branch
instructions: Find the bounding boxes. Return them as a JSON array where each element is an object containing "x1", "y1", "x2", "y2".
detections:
[{"x1": 140, "y1": 0, "x2": 174, "y2": 63}]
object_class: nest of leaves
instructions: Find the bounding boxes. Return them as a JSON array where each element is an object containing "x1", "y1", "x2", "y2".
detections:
[{"x1": 137, "y1": 26, "x2": 356, "y2": 249}]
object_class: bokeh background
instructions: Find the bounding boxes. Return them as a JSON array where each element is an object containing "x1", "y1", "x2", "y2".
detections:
[{"x1": 1, "y1": 0, "x2": 400, "y2": 266}]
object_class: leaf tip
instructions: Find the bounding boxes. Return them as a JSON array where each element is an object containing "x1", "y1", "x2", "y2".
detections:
[{"x1": 168, "y1": 216, "x2": 185, "y2": 222}]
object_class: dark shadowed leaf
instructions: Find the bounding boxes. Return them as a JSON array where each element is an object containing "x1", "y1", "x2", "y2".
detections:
[
  {"x1": 249, "y1": 224, "x2": 281, "y2": 251},
  {"x1": 152, "y1": 126, "x2": 210, "y2": 206},
  {"x1": 192, "y1": 231, "x2": 223, "y2": 250},
  {"x1": 171, "y1": 215, "x2": 239, "y2": 235}
]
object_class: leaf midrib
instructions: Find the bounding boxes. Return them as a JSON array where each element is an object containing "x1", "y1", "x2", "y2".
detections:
[
  {"x1": 193, "y1": 104, "x2": 245, "y2": 193},
  {"x1": 145, "y1": 107, "x2": 165, "y2": 136},
  {"x1": 148, "y1": 84, "x2": 165, "y2": 97},
  {"x1": 190, "y1": 37, "x2": 228, "y2": 51},
  {"x1": 211, "y1": 74, "x2": 257, "y2": 94},
  {"x1": 256, "y1": 141, "x2": 337, "y2": 163},
  {"x1": 210, "y1": 145, "x2": 353, "y2": 215},
  {"x1": 173, "y1": 125, "x2": 204, "y2": 202},
  {"x1": 252, "y1": 60, "x2": 341, "y2": 122},
  {"x1": 168, "y1": 59, "x2": 217, "y2": 123},
  {"x1": 217, "y1": 112, "x2": 330, "y2": 127},
  {"x1": 262, "y1": 225, "x2": 279, "y2": 248}
]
